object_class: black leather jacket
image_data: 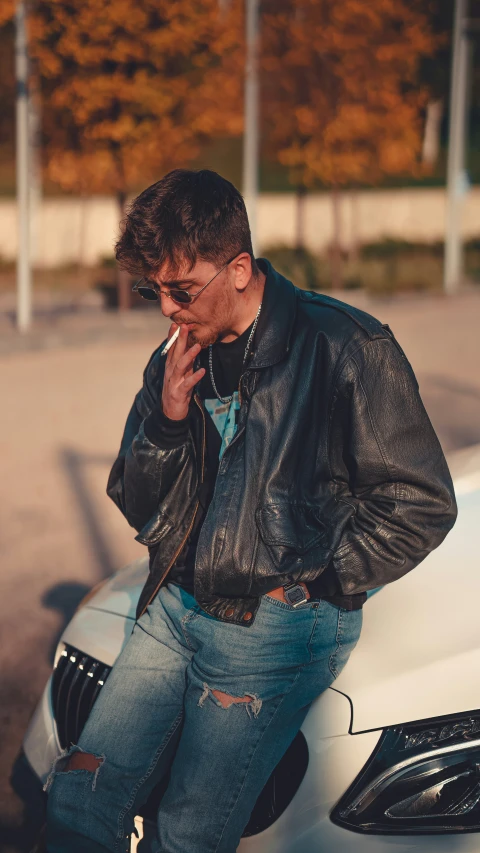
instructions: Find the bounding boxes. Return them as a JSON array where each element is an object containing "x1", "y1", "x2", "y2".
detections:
[{"x1": 107, "y1": 260, "x2": 457, "y2": 625}]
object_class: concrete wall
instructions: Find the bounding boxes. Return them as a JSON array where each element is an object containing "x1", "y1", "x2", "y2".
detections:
[{"x1": 1, "y1": 187, "x2": 480, "y2": 268}]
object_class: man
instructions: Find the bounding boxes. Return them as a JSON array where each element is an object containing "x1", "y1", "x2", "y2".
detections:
[{"x1": 46, "y1": 169, "x2": 457, "y2": 853}]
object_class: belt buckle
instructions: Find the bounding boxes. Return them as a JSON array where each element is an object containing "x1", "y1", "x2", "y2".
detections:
[{"x1": 283, "y1": 583, "x2": 308, "y2": 608}]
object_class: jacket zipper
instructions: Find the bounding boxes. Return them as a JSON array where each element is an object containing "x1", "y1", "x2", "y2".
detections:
[{"x1": 138, "y1": 393, "x2": 206, "y2": 617}]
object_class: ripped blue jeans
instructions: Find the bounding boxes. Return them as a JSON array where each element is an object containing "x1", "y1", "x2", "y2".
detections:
[{"x1": 46, "y1": 583, "x2": 362, "y2": 853}]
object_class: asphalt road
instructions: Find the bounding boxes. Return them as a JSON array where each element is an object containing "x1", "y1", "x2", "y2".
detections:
[{"x1": 1, "y1": 290, "x2": 480, "y2": 852}]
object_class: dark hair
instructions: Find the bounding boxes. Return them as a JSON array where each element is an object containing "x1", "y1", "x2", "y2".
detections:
[{"x1": 115, "y1": 169, "x2": 257, "y2": 278}]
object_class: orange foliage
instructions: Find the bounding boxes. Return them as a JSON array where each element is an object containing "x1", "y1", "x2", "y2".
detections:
[
  {"x1": 25, "y1": 0, "x2": 244, "y2": 195},
  {"x1": 0, "y1": 0, "x2": 14, "y2": 29},
  {"x1": 262, "y1": 0, "x2": 440, "y2": 187},
  {"x1": 1, "y1": 0, "x2": 440, "y2": 195}
]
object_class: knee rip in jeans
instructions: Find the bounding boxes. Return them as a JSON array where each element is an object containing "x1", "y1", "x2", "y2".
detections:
[
  {"x1": 198, "y1": 683, "x2": 262, "y2": 718},
  {"x1": 43, "y1": 744, "x2": 105, "y2": 794}
]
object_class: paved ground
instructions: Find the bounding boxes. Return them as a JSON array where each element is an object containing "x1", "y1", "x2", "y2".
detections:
[{"x1": 1, "y1": 289, "x2": 480, "y2": 852}]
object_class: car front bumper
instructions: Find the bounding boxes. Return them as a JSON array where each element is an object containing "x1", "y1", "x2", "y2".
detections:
[{"x1": 23, "y1": 605, "x2": 480, "y2": 853}]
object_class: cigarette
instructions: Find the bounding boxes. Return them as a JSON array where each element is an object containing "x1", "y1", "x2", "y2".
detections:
[{"x1": 161, "y1": 327, "x2": 181, "y2": 356}]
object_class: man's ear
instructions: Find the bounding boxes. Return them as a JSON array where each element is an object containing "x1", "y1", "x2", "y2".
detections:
[{"x1": 232, "y1": 253, "x2": 253, "y2": 293}]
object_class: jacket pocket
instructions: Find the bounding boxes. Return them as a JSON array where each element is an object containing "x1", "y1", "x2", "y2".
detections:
[
  {"x1": 256, "y1": 502, "x2": 332, "y2": 575},
  {"x1": 135, "y1": 508, "x2": 176, "y2": 546}
]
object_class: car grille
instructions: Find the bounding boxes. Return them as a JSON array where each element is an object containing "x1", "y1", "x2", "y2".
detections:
[{"x1": 51, "y1": 644, "x2": 112, "y2": 750}]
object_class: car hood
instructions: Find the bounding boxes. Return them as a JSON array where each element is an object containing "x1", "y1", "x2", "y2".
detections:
[
  {"x1": 87, "y1": 444, "x2": 480, "y2": 733},
  {"x1": 86, "y1": 557, "x2": 149, "y2": 620},
  {"x1": 334, "y1": 442, "x2": 480, "y2": 732}
]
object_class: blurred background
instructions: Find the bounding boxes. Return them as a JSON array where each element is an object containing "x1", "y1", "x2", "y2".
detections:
[{"x1": 1, "y1": 1, "x2": 480, "y2": 851}]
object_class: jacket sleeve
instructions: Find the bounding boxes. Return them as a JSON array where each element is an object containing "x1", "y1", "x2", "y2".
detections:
[
  {"x1": 106, "y1": 346, "x2": 197, "y2": 538},
  {"x1": 330, "y1": 334, "x2": 457, "y2": 595}
]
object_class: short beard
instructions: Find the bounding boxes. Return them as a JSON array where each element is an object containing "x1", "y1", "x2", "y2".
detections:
[
  {"x1": 185, "y1": 279, "x2": 236, "y2": 349},
  {"x1": 187, "y1": 328, "x2": 218, "y2": 349}
]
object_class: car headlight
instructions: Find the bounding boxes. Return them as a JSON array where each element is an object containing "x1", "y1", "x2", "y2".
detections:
[{"x1": 331, "y1": 713, "x2": 480, "y2": 833}]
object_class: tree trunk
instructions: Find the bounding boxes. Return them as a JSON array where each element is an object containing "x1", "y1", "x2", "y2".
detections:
[
  {"x1": 330, "y1": 187, "x2": 343, "y2": 290},
  {"x1": 116, "y1": 190, "x2": 131, "y2": 311},
  {"x1": 77, "y1": 193, "x2": 88, "y2": 268},
  {"x1": 422, "y1": 99, "x2": 443, "y2": 167},
  {"x1": 295, "y1": 185, "x2": 307, "y2": 253},
  {"x1": 349, "y1": 189, "x2": 359, "y2": 263}
]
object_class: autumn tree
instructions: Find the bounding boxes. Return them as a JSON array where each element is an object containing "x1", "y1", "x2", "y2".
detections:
[
  {"x1": 0, "y1": 21, "x2": 15, "y2": 191},
  {"x1": 18, "y1": 0, "x2": 244, "y2": 307},
  {"x1": 262, "y1": 0, "x2": 440, "y2": 287}
]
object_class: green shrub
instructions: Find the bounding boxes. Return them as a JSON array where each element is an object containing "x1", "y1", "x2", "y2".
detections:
[
  {"x1": 465, "y1": 238, "x2": 480, "y2": 253},
  {"x1": 361, "y1": 257, "x2": 442, "y2": 295},
  {"x1": 360, "y1": 238, "x2": 444, "y2": 259},
  {"x1": 0, "y1": 255, "x2": 15, "y2": 270},
  {"x1": 465, "y1": 247, "x2": 480, "y2": 281},
  {"x1": 100, "y1": 255, "x2": 116, "y2": 268},
  {"x1": 265, "y1": 238, "x2": 480, "y2": 294},
  {"x1": 262, "y1": 246, "x2": 330, "y2": 291}
]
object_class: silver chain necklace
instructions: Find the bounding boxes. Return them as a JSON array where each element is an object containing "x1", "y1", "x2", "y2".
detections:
[{"x1": 208, "y1": 302, "x2": 262, "y2": 404}]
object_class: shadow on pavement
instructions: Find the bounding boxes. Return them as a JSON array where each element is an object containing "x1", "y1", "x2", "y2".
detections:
[
  {"x1": 59, "y1": 447, "x2": 117, "y2": 581},
  {"x1": 0, "y1": 753, "x2": 47, "y2": 853},
  {"x1": 0, "y1": 669, "x2": 49, "y2": 853}
]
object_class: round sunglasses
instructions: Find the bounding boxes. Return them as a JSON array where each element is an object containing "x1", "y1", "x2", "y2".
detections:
[{"x1": 132, "y1": 255, "x2": 239, "y2": 305}]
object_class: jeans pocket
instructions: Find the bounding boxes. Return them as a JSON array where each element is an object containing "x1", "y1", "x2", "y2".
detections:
[{"x1": 328, "y1": 607, "x2": 363, "y2": 680}]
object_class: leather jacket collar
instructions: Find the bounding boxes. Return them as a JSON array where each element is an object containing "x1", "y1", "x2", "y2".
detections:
[{"x1": 249, "y1": 259, "x2": 297, "y2": 369}]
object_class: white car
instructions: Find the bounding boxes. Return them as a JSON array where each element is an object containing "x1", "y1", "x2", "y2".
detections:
[{"x1": 21, "y1": 444, "x2": 480, "y2": 852}]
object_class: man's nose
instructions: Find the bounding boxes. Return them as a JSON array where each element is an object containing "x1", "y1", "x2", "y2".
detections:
[{"x1": 159, "y1": 291, "x2": 178, "y2": 318}]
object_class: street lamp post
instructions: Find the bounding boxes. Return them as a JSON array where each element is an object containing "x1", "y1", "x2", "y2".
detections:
[
  {"x1": 444, "y1": 0, "x2": 470, "y2": 295},
  {"x1": 243, "y1": 0, "x2": 259, "y2": 254},
  {"x1": 15, "y1": 0, "x2": 32, "y2": 331}
]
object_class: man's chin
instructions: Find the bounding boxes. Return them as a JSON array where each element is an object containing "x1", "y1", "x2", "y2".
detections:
[{"x1": 187, "y1": 329, "x2": 217, "y2": 348}]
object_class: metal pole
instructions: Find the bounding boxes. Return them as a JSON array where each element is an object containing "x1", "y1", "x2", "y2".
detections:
[
  {"x1": 15, "y1": 0, "x2": 32, "y2": 331},
  {"x1": 243, "y1": 0, "x2": 259, "y2": 255},
  {"x1": 29, "y1": 68, "x2": 42, "y2": 269},
  {"x1": 444, "y1": 0, "x2": 469, "y2": 295}
]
